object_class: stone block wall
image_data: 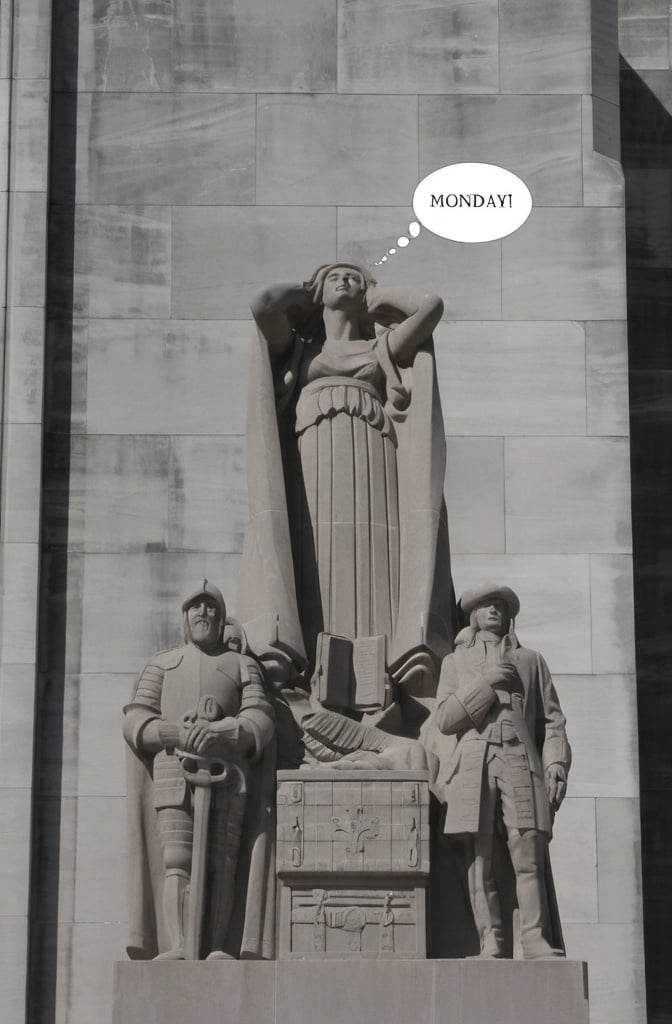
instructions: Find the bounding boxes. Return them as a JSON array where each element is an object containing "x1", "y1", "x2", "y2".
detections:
[
  {"x1": 0, "y1": 1, "x2": 646, "y2": 1023},
  {"x1": 0, "y1": 0, "x2": 51, "y2": 1020}
]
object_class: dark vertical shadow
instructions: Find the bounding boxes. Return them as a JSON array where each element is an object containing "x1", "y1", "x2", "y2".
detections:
[
  {"x1": 621, "y1": 57, "x2": 672, "y2": 1024},
  {"x1": 26, "y1": 0, "x2": 80, "y2": 1020}
]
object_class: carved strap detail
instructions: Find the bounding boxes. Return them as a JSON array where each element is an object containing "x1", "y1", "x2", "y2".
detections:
[
  {"x1": 380, "y1": 893, "x2": 395, "y2": 952},
  {"x1": 312, "y1": 889, "x2": 327, "y2": 952},
  {"x1": 408, "y1": 816, "x2": 420, "y2": 869},
  {"x1": 291, "y1": 816, "x2": 303, "y2": 867}
]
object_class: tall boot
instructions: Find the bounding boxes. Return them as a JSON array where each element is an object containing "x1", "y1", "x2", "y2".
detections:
[
  {"x1": 156, "y1": 869, "x2": 189, "y2": 960},
  {"x1": 507, "y1": 829, "x2": 563, "y2": 959},
  {"x1": 468, "y1": 832, "x2": 505, "y2": 958}
]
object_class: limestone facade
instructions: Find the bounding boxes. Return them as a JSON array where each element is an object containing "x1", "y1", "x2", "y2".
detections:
[{"x1": 0, "y1": 1, "x2": 646, "y2": 1023}]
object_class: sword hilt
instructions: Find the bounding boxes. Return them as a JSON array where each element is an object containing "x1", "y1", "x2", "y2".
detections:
[{"x1": 176, "y1": 751, "x2": 247, "y2": 795}]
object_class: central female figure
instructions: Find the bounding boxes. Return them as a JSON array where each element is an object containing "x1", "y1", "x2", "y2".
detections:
[{"x1": 238, "y1": 263, "x2": 454, "y2": 706}]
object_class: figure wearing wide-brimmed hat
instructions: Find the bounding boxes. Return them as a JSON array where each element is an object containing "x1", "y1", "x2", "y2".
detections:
[{"x1": 433, "y1": 582, "x2": 571, "y2": 960}]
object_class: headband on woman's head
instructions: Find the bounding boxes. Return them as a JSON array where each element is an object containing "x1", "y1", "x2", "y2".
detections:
[{"x1": 305, "y1": 263, "x2": 377, "y2": 304}]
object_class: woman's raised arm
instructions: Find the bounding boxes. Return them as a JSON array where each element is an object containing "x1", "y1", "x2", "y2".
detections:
[
  {"x1": 250, "y1": 283, "x2": 311, "y2": 362},
  {"x1": 367, "y1": 285, "x2": 444, "y2": 365}
]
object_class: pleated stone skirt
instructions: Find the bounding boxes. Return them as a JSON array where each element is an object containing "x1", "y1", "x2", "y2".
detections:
[{"x1": 295, "y1": 377, "x2": 400, "y2": 650}]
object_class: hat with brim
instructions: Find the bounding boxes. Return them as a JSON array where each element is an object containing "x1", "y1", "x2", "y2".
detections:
[{"x1": 459, "y1": 582, "x2": 520, "y2": 619}]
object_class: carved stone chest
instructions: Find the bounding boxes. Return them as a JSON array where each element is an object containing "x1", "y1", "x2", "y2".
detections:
[{"x1": 276, "y1": 770, "x2": 429, "y2": 958}]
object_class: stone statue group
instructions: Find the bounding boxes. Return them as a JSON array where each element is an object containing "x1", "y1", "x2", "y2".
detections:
[{"x1": 123, "y1": 264, "x2": 571, "y2": 964}]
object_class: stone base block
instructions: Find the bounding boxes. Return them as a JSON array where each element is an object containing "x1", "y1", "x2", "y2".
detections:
[
  {"x1": 113, "y1": 958, "x2": 589, "y2": 1024},
  {"x1": 278, "y1": 879, "x2": 427, "y2": 957}
]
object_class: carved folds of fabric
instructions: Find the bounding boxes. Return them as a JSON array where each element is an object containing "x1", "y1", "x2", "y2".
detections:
[
  {"x1": 295, "y1": 377, "x2": 396, "y2": 443},
  {"x1": 293, "y1": 375, "x2": 400, "y2": 646}
]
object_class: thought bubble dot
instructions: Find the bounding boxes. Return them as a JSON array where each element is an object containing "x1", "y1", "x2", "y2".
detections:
[
  {"x1": 388, "y1": 248, "x2": 396, "y2": 255},
  {"x1": 409, "y1": 222, "x2": 420, "y2": 238},
  {"x1": 397, "y1": 236, "x2": 409, "y2": 247},
  {"x1": 381, "y1": 256, "x2": 388, "y2": 262}
]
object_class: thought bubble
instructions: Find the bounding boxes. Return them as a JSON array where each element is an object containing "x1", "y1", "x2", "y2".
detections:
[
  {"x1": 412, "y1": 162, "x2": 532, "y2": 244},
  {"x1": 373, "y1": 168, "x2": 532, "y2": 264}
]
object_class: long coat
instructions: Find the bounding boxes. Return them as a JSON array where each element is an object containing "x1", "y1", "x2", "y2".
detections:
[{"x1": 433, "y1": 632, "x2": 571, "y2": 836}]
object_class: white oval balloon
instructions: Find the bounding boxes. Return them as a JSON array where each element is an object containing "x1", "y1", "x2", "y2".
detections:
[{"x1": 412, "y1": 162, "x2": 532, "y2": 243}]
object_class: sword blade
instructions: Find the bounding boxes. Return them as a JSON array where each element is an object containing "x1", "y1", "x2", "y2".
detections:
[{"x1": 184, "y1": 783, "x2": 212, "y2": 960}]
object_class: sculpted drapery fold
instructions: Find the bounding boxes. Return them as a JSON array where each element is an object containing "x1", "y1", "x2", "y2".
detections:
[{"x1": 237, "y1": 265, "x2": 455, "y2": 693}]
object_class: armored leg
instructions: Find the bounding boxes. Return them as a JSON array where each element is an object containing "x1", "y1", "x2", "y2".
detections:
[
  {"x1": 205, "y1": 787, "x2": 247, "y2": 957},
  {"x1": 507, "y1": 828, "x2": 562, "y2": 959},
  {"x1": 156, "y1": 806, "x2": 193, "y2": 959}
]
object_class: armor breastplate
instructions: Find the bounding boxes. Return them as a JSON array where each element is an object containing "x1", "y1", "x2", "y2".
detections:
[{"x1": 160, "y1": 645, "x2": 243, "y2": 722}]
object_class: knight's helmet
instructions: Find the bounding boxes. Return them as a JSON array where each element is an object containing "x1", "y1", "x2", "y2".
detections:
[{"x1": 181, "y1": 579, "x2": 226, "y2": 642}]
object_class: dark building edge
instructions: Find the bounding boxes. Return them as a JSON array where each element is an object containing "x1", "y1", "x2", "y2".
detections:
[
  {"x1": 621, "y1": 58, "x2": 672, "y2": 1024},
  {"x1": 25, "y1": 0, "x2": 80, "y2": 1019}
]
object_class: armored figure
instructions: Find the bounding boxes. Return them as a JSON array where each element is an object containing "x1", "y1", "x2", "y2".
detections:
[
  {"x1": 434, "y1": 583, "x2": 571, "y2": 959},
  {"x1": 123, "y1": 582, "x2": 276, "y2": 961}
]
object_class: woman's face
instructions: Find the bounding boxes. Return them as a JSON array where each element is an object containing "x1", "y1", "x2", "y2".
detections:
[{"x1": 321, "y1": 266, "x2": 366, "y2": 310}]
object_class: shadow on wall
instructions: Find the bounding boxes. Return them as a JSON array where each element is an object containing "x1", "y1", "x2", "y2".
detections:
[
  {"x1": 27, "y1": 0, "x2": 81, "y2": 1022},
  {"x1": 621, "y1": 55, "x2": 672, "y2": 1024}
]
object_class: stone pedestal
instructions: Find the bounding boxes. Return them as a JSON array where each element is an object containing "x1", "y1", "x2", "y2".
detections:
[
  {"x1": 113, "y1": 959, "x2": 589, "y2": 1024},
  {"x1": 276, "y1": 770, "x2": 429, "y2": 957}
]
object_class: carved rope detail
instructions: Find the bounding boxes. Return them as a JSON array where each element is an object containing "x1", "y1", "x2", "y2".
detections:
[
  {"x1": 291, "y1": 815, "x2": 304, "y2": 867},
  {"x1": 408, "y1": 816, "x2": 420, "y2": 869}
]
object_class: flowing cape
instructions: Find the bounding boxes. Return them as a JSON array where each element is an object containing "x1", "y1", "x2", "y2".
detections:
[{"x1": 237, "y1": 329, "x2": 455, "y2": 682}]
